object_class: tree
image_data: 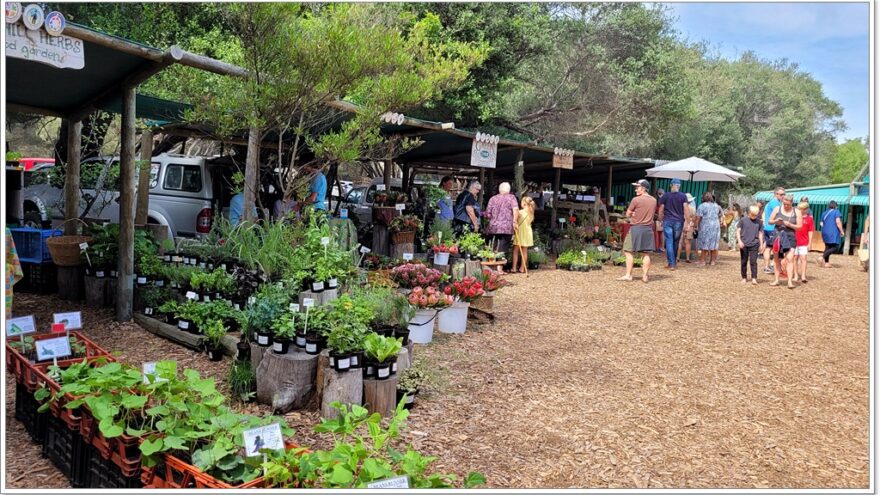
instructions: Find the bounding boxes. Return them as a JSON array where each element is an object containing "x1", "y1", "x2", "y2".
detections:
[{"x1": 830, "y1": 139, "x2": 869, "y2": 183}]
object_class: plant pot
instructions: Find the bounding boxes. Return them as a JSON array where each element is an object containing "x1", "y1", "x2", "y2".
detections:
[
  {"x1": 200, "y1": 292, "x2": 212, "y2": 303},
  {"x1": 310, "y1": 280, "x2": 326, "y2": 293},
  {"x1": 350, "y1": 350, "x2": 364, "y2": 369},
  {"x1": 327, "y1": 278, "x2": 338, "y2": 290},
  {"x1": 305, "y1": 334, "x2": 321, "y2": 355},
  {"x1": 255, "y1": 330, "x2": 273, "y2": 347},
  {"x1": 330, "y1": 351, "x2": 352, "y2": 372},
  {"x1": 527, "y1": 261, "x2": 539, "y2": 270},
  {"x1": 206, "y1": 346, "x2": 224, "y2": 362},
  {"x1": 95, "y1": 267, "x2": 109, "y2": 279},
  {"x1": 177, "y1": 318, "x2": 196, "y2": 333},
  {"x1": 393, "y1": 326, "x2": 410, "y2": 343},
  {"x1": 374, "y1": 360, "x2": 393, "y2": 380},
  {"x1": 433, "y1": 252, "x2": 450, "y2": 266},
  {"x1": 396, "y1": 388, "x2": 418, "y2": 410},
  {"x1": 272, "y1": 338, "x2": 291, "y2": 355},
  {"x1": 377, "y1": 325, "x2": 395, "y2": 338},
  {"x1": 408, "y1": 309, "x2": 436, "y2": 344},
  {"x1": 294, "y1": 332, "x2": 307, "y2": 349},
  {"x1": 362, "y1": 358, "x2": 377, "y2": 379},
  {"x1": 110, "y1": 269, "x2": 118, "y2": 278},
  {"x1": 155, "y1": 278, "x2": 166, "y2": 288},
  {"x1": 438, "y1": 301, "x2": 469, "y2": 334},
  {"x1": 236, "y1": 340, "x2": 251, "y2": 361}
]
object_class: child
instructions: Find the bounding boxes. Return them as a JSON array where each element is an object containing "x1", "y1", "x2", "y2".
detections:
[
  {"x1": 793, "y1": 200, "x2": 814, "y2": 283},
  {"x1": 736, "y1": 205, "x2": 765, "y2": 285}
]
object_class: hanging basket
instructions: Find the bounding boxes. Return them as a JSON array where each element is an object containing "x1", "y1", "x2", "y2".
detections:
[
  {"x1": 391, "y1": 230, "x2": 416, "y2": 245},
  {"x1": 46, "y1": 219, "x2": 91, "y2": 267}
]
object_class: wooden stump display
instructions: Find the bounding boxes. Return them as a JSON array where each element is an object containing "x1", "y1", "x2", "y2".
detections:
[
  {"x1": 105, "y1": 278, "x2": 118, "y2": 307},
  {"x1": 390, "y1": 242, "x2": 415, "y2": 260},
  {"x1": 84, "y1": 276, "x2": 108, "y2": 307},
  {"x1": 57, "y1": 266, "x2": 84, "y2": 301},
  {"x1": 256, "y1": 348, "x2": 318, "y2": 413},
  {"x1": 363, "y1": 376, "x2": 398, "y2": 417},
  {"x1": 315, "y1": 350, "x2": 330, "y2": 402},
  {"x1": 395, "y1": 347, "x2": 411, "y2": 375},
  {"x1": 373, "y1": 224, "x2": 390, "y2": 257},
  {"x1": 250, "y1": 342, "x2": 268, "y2": 371},
  {"x1": 320, "y1": 364, "x2": 364, "y2": 420}
]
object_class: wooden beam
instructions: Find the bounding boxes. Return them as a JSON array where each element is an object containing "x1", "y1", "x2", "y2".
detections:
[
  {"x1": 6, "y1": 103, "x2": 65, "y2": 118},
  {"x1": 116, "y1": 86, "x2": 136, "y2": 322},
  {"x1": 412, "y1": 144, "x2": 518, "y2": 165},
  {"x1": 63, "y1": 120, "x2": 82, "y2": 235},
  {"x1": 606, "y1": 165, "x2": 613, "y2": 204},
  {"x1": 244, "y1": 126, "x2": 260, "y2": 223},
  {"x1": 151, "y1": 126, "x2": 281, "y2": 150},
  {"x1": 169, "y1": 45, "x2": 249, "y2": 78},
  {"x1": 514, "y1": 149, "x2": 525, "y2": 196},
  {"x1": 65, "y1": 24, "x2": 165, "y2": 63},
  {"x1": 135, "y1": 130, "x2": 154, "y2": 225},
  {"x1": 844, "y1": 205, "x2": 854, "y2": 255},
  {"x1": 478, "y1": 169, "x2": 486, "y2": 205}
]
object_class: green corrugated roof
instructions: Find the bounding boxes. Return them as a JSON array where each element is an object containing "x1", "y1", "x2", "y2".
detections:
[
  {"x1": 850, "y1": 195, "x2": 870, "y2": 206},
  {"x1": 754, "y1": 191, "x2": 850, "y2": 204}
]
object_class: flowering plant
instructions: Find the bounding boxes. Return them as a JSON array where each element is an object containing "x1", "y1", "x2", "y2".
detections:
[
  {"x1": 444, "y1": 276, "x2": 484, "y2": 303},
  {"x1": 408, "y1": 286, "x2": 454, "y2": 309},
  {"x1": 431, "y1": 243, "x2": 459, "y2": 255},
  {"x1": 389, "y1": 214, "x2": 422, "y2": 233},
  {"x1": 391, "y1": 263, "x2": 445, "y2": 289},
  {"x1": 476, "y1": 269, "x2": 507, "y2": 292}
]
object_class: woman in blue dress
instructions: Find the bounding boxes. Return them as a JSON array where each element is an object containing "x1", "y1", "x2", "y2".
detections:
[{"x1": 694, "y1": 192, "x2": 723, "y2": 266}]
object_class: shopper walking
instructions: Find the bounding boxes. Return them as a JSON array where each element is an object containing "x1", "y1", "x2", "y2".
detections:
[
  {"x1": 511, "y1": 196, "x2": 536, "y2": 274},
  {"x1": 818, "y1": 200, "x2": 845, "y2": 268},
  {"x1": 762, "y1": 187, "x2": 785, "y2": 273},
  {"x1": 725, "y1": 204, "x2": 742, "y2": 251},
  {"x1": 769, "y1": 194, "x2": 803, "y2": 288},
  {"x1": 617, "y1": 179, "x2": 657, "y2": 283},
  {"x1": 694, "y1": 192, "x2": 723, "y2": 266},
  {"x1": 483, "y1": 182, "x2": 520, "y2": 256},
  {"x1": 437, "y1": 176, "x2": 455, "y2": 222},
  {"x1": 453, "y1": 180, "x2": 482, "y2": 236},
  {"x1": 657, "y1": 178, "x2": 690, "y2": 270},
  {"x1": 793, "y1": 200, "x2": 814, "y2": 283},
  {"x1": 736, "y1": 205, "x2": 764, "y2": 285}
]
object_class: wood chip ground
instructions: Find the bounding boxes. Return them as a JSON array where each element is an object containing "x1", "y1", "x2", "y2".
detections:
[{"x1": 5, "y1": 251, "x2": 870, "y2": 488}]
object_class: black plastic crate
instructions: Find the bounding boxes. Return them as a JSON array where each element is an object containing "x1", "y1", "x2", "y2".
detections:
[
  {"x1": 19, "y1": 261, "x2": 58, "y2": 294},
  {"x1": 42, "y1": 415, "x2": 90, "y2": 487},
  {"x1": 86, "y1": 448, "x2": 143, "y2": 489},
  {"x1": 14, "y1": 382, "x2": 47, "y2": 444}
]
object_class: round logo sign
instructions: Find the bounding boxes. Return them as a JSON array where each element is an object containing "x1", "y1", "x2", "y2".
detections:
[
  {"x1": 21, "y1": 3, "x2": 42, "y2": 30},
  {"x1": 44, "y1": 10, "x2": 64, "y2": 36},
  {"x1": 5, "y1": 2, "x2": 22, "y2": 24},
  {"x1": 480, "y1": 150, "x2": 490, "y2": 159}
]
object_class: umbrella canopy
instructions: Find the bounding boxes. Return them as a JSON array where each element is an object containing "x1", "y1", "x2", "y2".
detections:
[{"x1": 645, "y1": 156, "x2": 745, "y2": 183}]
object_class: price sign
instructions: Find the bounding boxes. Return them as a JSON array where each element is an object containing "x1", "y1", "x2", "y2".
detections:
[
  {"x1": 51, "y1": 323, "x2": 65, "y2": 334},
  {"x1": 359, "y1": 246, "x2": 371, "y2": 254},
  {"x1": 78, "y1": 242, "x2": 89, "y2": 250},
  {"x1": 242, "y1": 423, "x2": 284, "y2": 457},
  {"x1": 367, "y1": 476, "x2": 410, "y2": 489},
  {"x1": 395, "y1": 203, "x2": 405, "y2": 211},
  {"x1": 302, "y1": 298, "x2": 315, "y2": 308},
  {"x1": 402, "y1": 253, "x2": 414, "y2": 261},
  {"x1": 53, "y1": 311, "x2": 82, "y2": 330},
  {"x1": 376, "y1": 184, "x2": 386, "y2": 191},
  {"x1": 186, "y1": 291, "x2": 198, "y2": 300},
  {"x1": 289, "y1": 303, "x2": 300, "y2": 313},
  {"x1": 6, "y1": 316, "x2": 36, "y2": 337},
  {"x1": 35, "y1": 336, "x2": 72, "y2": 361},
  {"x1": 340, "y1": 208, "x2": 348, "y2": 219}
]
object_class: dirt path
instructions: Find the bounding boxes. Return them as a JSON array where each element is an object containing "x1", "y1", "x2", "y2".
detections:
[{"x1": 5, "y1": 251, "x2": 870, "y2": 488}]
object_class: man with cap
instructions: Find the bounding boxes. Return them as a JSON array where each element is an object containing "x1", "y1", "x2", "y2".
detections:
[
  {"x1": 657, "y1": 178, "x2": 691, "y2": 270},
  {"x1": 617, "y1": 179, "x2": 657, "y2": 282}
]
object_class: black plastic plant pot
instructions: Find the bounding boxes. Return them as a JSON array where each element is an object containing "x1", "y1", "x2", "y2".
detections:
[
  {"x1": 378, "y1": 325, "x2": 394, "y2": 338},
  {"x1": 310, "y1": 280, "x2": 326, "y2": 293},
  {"x1": 390, "y1": 356, "x2": 399, "y2": 375},
  {"x1": 528, "y1": 261, "x2": 540, "y2": 270},
  {"x1": 362, "y1": 358, "x2": 377, "y2": 379},
  {"x1": 177, "y1": 318, "x2": 195, "y2": 333},
  {"x1": 327, "y1": 278, "x2": 339, "y2": 290},
  {"x1": 350, "y1": 350, "x2": 364, "y2": 369},
  {"x1": 95, "y1": 267, "x2": 109, "y2": 279},
  {"x1": 301, "y1": 277, "x2": 314, "y2": 292},
  {"x1": 166, "y1": 316, "x2": 178, "y2": 326},
  {"x1": 226, "y1": 317, "x2": 240, "y2": 334},
  {"x1": 305, "y1": 334, "x2": 322, "y2": 355},
  {"x1": 294, "y1": 332, "x2": 307, "y2": 349},
  {"x1": 330, "y1": 351, "x2": 352, "y2": 372},
  {"x1": 136, "y1": 274, "x2": 151, "y2": 286},
  {"x1": 110, "y1": 269, "x2": 118, "y2": 278},
  {"x1": 155, "y1": 278, "x2": 167, "y2": 288},
  {"x1": 396, "y1": 388, "x2": 418, "y2": 409},
  {"x1": 374, "y1": 361, "x2": 393, "y2": 380},
  {"x1": 255, "y1": 330, "x2": 273, "y2": 347},
  {"x1": 163, "y1": 253, "x2": 173, "y2": 263},
  {"x1": 206, "y1": 346, "x2": 224, "y2": 362},
  {"x1": 393, "y1": 326, "x2": 410, "y2": 343},
  {"x1": 236, "y1": 340, "x2": 251, "y2": 361},
  {"x1": 272, "y1": 338, "x2": 291, "y2": 355},
  {"x1": 200, "y1": 292, "x2": 212, "y2": 303},
  {"x1": 84, "y1": 266, "x2": 95, "y2": 277}
]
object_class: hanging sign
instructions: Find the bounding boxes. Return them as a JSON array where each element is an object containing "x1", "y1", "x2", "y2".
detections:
[
  {"x1": 470, "y1": 132, "x2": 499, "y2": 169},
  {"x1": 53, "y1": 311, "x2": 82, "y2": 330},
  {"x1": 43, "y1": 11, "x2": 64, "y2": 36},
  {"x1": 6, "y1": 315, "x2": 36, "y2": 336},
  {"x1": 242, "y1": 423, "x2": 284, "y2": 457},
  {"x1": 5, "y1": 20, "x2": 86, "y2": 69},
  {"x1": 6, "y1": 3, "x2": 22, "y2": 23},
  {"x1": 21, "y1": 3, "x2": 41, "y2": 29},
  {"x1": 552, "y1": 148, "x2": 574, "y2": 170},
  {"x1": 35, "y1": 336, "x2": 71, "y2": 361}
]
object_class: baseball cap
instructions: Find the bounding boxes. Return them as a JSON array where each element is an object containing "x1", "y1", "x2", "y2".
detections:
[
  {"x1": 670, "y1": 178, "x2": 682, "y2": 185},
  {"x1": 631, "y1": 179, "x2": 650, "y2": 189}
]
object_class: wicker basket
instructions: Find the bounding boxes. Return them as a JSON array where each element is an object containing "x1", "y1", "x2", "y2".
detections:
[
  {"x1": 391, "y1": 231, "x2": 416, "y2": 245},
  {"x1": 46, "y1": 220, "x2": 92, "y2": 267}
]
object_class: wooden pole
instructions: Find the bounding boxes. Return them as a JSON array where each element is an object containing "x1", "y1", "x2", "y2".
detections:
[
  {"x1": 606, "y1": 165, "x2": 613, "y2": 205},
  {"x1": 63, "y1": 120, "x2": 82, "y2": 235},
  {"x1": 383, "y1": 138, "x2": 395, "y2": 188},
  {"x1": 402, "y1": 164, "x2": 411, "y2": 193},
  {"x1": 514, "y1": 149, "x2": 525, "y2": 196},
  {"x1": 478, "y1": 169, "x2": 486, "y2": 205},
  {"x1": 116, "y1": 86, "x2": 137, "y2": 322},
  {"x1": 135, "y1": 130, "x2": 153, "y2": 225},
  {"x1": 244, "y1": 126, "x2": 260, "y2": 223},
  {"x1": 844, "y1": 206, "x2": 854, "y2": 255},
  {"x1": 551, "y1": 167, "x2": 561, "y2": 230}
]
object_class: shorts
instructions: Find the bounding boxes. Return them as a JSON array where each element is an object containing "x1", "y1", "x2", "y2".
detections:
[
  {"x1": 623, "y1": 224, "x2": 655, "y2": 253},
  {"x1": 763, "y1": 230, "x2": 776, "y2": 249},
  {"x1": 795, "y1": 246, "x2": 809, "y2": 256}
]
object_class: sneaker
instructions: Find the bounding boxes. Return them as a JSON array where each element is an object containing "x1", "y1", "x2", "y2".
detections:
[{"x1": 763, "y1": 267, "x2": 774, "y2": 274}]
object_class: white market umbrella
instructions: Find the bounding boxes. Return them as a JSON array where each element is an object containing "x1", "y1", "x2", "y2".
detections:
[{"x1": 645, "y1": 156, "x2": 745, "y2": 183}]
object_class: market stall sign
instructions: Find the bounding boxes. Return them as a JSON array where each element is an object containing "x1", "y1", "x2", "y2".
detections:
[
  {"x1": 5, "y1": 17, "x2": 84, "y2": 69},
  {"x1": 552, "y1": 148, "x2": 574, "y2": 170},
  {"x1": 6, "y1": 315, "x2": 36, "y2": 336},
  {"x1": 470, "y1": 132, "x2": 499, "y2": 169}
]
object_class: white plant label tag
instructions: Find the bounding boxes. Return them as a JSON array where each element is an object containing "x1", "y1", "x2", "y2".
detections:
[
  {"x1": 376, "y1": 184, "x2": 386, "y2": 191},
  {"x1": 178, "y1": 320, "x2": 189, "y2": 330},
  {"x1": 366, "y1": 475, "x2": 410, "y2": 489},
  {"x1": 186, "y1": 291, "x2": 198, "y2": 300},
  {"x1": 289, "y1": 303, "x2": 300, "y2": 313},
  {"x1": 248, "y1": 296, "x2": 256, "y2": 305},
  {"x1": 395, "y1": 203, "x2": 405, "y2": 211},
  {"x1": 312, "y1": 281, "x2": 325, "y2": 291},
  {"x1": 273, "y1": 342, "x2": 284, "y2": 353},
  {"x1": 402, "y1": 253, "x2": 414, "y2": 261},
  {"x1": 340, "y1": 208, "x2": 348, "y2": 219},
  {"x1": 78, "y1": 242, "x2": 89, "y2": 250},
  {"x1": 295, "y1": 335, "x2": 306, "y2": 347},
  {"x1": 257, "y1": 334, "x2": 269, "y2": 345},
  {"x1": 53, "y1": 311, "x2": 82, "y2": 330},
  {"x1": 321, "y1": 237, "x2": 330, "y2": 246},
  {"x1": 558, "y1": 218, "x2": 566, "y2": 224},
  {"x1": 306, "y1": 342, "x2": 317, "y2": 353},
  {"x1": 137, "y1": 277, "x2": 147, "y2": 284},
  {"x1": 144, "y1": 307, "x2": 153, "y2": 315},
  {"x1": 338, "y1": 357, "x2": 351, "y2": 369},
  {"x1": 360, "y1": 246, "x2": 371, "y2": 254},
  {"x1": 378, "y1": 367, "x2": 390, "y2": 379},
  {"x1": 6, "y1": 316, "x2": 36, "y2": 336},
  {"x1": 242, "y1": 423, "x2": 284, "y2": 457},
  {"x1": 96, "y1": 270, "x2": 105, "y2": 278},
  {"x1": 35, "y1": 336, "x2": 71, "y2": 361},
  {"x1": 302, "y1": 298, "x2": 315, "y2": 308},
  {"x1": 142, "y1": 361, "x2": 171, "y2": 384}
]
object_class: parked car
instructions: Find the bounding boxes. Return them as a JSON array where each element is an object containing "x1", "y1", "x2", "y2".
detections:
[{"x1": 23, "y1": 153, "x2": 239, "y2": 238}]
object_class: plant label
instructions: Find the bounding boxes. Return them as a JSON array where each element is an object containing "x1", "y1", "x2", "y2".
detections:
[
  {"x1": 178, "y1": 320, "x2": 190, "y2": 330},
  {"x1": 302, "y1": 298, "x2": 315, "y2": 308},
  {"x1": 359, "y1": 246, "x2": 371, "y2": 254},
  {"x1": 53, "y1": 311, "x2": 82, "y2": 330},
  {"x1": 558, "y1": 218, "x2": 566, "y2": 224},
  {"x1": 6, "y1": 315, "x2": 36, "y2": 337},
  {"x1": 376, "y1": 184, "x2": 386, "y2": 191},
  {"x1": 340, "y1": 208, "x2": 348, "y2": 219},
  {"x1": 248, "y1": 296, "x2": 256, "y2": 305},
  {"x1": 367, "y1": 475, "x2": 410, "y2": 489},
  {"x1": 321, "y1": 237, "x2": 330, "y2": 246},
  {"x1": 78, "y1": 242, "x2": 89, "y2": 251},
  {"x1": 142, "y1": 361, "x2": 171, "y2": 384},
  {"x1": 35, "y1": 336, "x2": 71, "y2": 361},
  {"x1": 402, "y1": 253, "x2": 414, "y2": 261},
  {"x1": 186, "y1": 291, "x2": 198, "y2": 300},
  {"x1": 137, "y1": 276, "x2": 147, "y2": 284},
  {"x1": 395, "y1": 203, "x2": 405, "y2": 211},
  {"x1": 51, "y1": 323, "x2": 65, "y2": 334},
  {"x1": 242, "y1": 423, "x2": 284, "y2": 457},
  {"x1": 289, "y1": 303, "x2": 300, "y2": 313}
]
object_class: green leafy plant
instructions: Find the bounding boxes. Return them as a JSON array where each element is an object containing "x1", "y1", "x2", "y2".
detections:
[
  {"x1": 397, "y1": 359, "x2": 428, "y2": 395},
  {"x1": 326, "y1": 321, "x2": 369, "y2": 355},
  {"x1": 527, "y1": 247, "x2": 547, "y2": 265},
  {"x1": 202, "y1": 319, "x2": 227, "y2": 348},
  {"x1": 363, "y1": 333, "x2": 402, "y2": 363},
  {"x1": 271, "y1": 312, "x2": 299, "y2": 340},
  {"x1": 228, "y1": 360, "x2": 256, "y2": 403},
  {"x1": 457, "y1": 232, "x2": 485, "y2": 256},
  {"x1": 389, "y1": 214, "x2": 423, "y2": 233},
  {"x1": 245, "y1": 284, "x2": 290, "y2": 338}
]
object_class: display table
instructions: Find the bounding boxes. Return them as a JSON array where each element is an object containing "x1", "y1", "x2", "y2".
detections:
[{"x1": 480, "y1": 260, "x2": 506, "y2": 274}]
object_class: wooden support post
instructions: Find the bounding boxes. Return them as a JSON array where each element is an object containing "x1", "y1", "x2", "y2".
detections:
[
  {"x1": 478, "y1": 169, "x2": 486, "y2": 205},
  {"x1": 487, "y1": 170, "x2": 495, "y2": 198},
  {"x1": 384, "y1": 138, "x2": 395, "y2": 188},
  {"x1": 63, "y1": 120, "x2": 82, "y2": 235},
  {"x1": 363, "y1": 377, "x2": 398, "y2": 417},
  {"x1": 844, "y1": 206, "x2": 854, "y2": 255},
  {"x1": 135, "y1": 130, "x2": 153, "y2": 225},
  {"x1": 606, "y1": 166, "x2": 613, "y2": 204},
  {"x1": 116, "y1": 86, "x2": 136, "y2": 322},
  {"x1": 244, "y1": 126, "x2": 260, "y2": 223},
  {"x1": 402, "y1": 164, "x2": 411, "y2": 193},
  {"x1": 551, "y1": 167, "x2": 561, "y2": 230},
  {"x1": 514, "y1": 149, "x2": 525, "y2": 196}
]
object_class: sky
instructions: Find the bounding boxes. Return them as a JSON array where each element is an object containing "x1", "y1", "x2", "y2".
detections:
[{"x1": 667, "y1": 2, "x2": 870, "y2": 143}]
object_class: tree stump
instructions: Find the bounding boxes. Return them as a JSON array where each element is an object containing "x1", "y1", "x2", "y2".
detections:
[
  {"x1": 395, "y1": 347, "x2": 411, "y2": 375},
  {"x1": 391, "y1": 242, "x2": 415, "y2": 260},
  {"x1": 250, "y1": 342, "x2": 268, "y2": 370},
  {"x1": 320, "y1": 365, "x2": 363, "y2": 420},
  {"x1": 57, "y1": 266, "x2": 84, "y2": 301},
  {"x1": 315, "y1": 350, "x2": 330, "y2": 402},
  {"x1": 105, "y1": 278, "x2": 117, "y2": 307},
  {"x1": 373, "y1": 224, "x2": 390, "y2": 257},
  {"x1": 464, "y1": 260, "x2": 483, "y2": 277},
  {"x1": 84, "y1": 276, "x2": 107, "y2": 307},
  {"x1": 256, "y1": 348, "x2": 318, "y2": 413},
  {"x1": 363, "y1": 377, "x2": 398, "y2": 418}
]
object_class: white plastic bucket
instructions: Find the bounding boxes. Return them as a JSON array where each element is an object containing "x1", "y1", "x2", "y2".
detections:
[
  {"x1": 438, "y1": 301, "x2": 469, "y2": 334},
  {"x1": 433, "y1": 252, "x2": 450, "y2": 266},
  {"x1": 408, "y1": 309, "x2": 437, "y2": 344}
]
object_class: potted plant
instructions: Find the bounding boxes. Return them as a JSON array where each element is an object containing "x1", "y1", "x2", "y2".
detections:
[
  {"x1": 431, "y1": 243, "x2": 458, "y2": 266},
  {"x1": 389, "y1": 214, "x2": 422, "y2": 245},
  {"x1": 390, "y1": 263, "x2": 444, "y2": 292},
  {"x1": 326, "y1": 322, "x2": 368, "y2": 372},
  {"x1": 228, "y1": 360, "x2": 256, "y2": 403},
  {"x1": 203, "y1": 319, "x2": 226, "y2": 361},
  {"x1": 141, "y1": 286, "x2": 173, "y2": 317},
  {"x1": 406, "y1": 286, "x2": 454, "y2": 344},
  {"x1": 396, "y1": 359, "x2": 427, "y2": 409},
  {"x1": 271, "y1": 312, "x2": 296, "y2": 354},
  {"x1": 457, "y1": 232, "x2": 485, "y2": 259},
  {"x1": 438, "y1": 276, "x2": 483, "y2": 334},
  {"x1": 363, "y1": 333, "x2": 403, "y2": 380},
  {"x1": 158, "y1": 300, "x2": 179, "y2": 325},
  {"x1": 245, "y1": 285, "x2": 287, "y2": 347},
  {"x1": 527, "y1": 247, "x2": 547, "y2": 269}
]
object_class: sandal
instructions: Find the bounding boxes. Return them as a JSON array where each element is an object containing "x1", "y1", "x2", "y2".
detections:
[
  {"x1": 616, "y1": 275, "x2": 633, "y2": 282},
  {"x1": 769, "y1": 281, "x2": 780, "y2": 286}
]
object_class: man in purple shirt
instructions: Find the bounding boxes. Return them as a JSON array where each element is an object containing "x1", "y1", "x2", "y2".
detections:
[{"x1": 657, "y1": 178, "x2": 691, "y2": 270}]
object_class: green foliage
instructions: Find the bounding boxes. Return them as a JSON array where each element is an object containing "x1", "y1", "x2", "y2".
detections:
[
  {"x1": 6, "y1": 151, "x2": 23, "y2": 162},
  {"x1": 175, "y1": 300, "x2": 237, "y2": 330},
  {"x1": 141, "y1": 285, "x2": 175, "y2": 309},
  {"x1": 457, "y1": 232, "x2": 485, "y2": 256},
  {"x1": 363, "y1": 333, "x2": 402, "y2": 363},
  {"x1": 245, "y1": 284, "x2": 290, "y2": 337},
  {"x1": 202, "y1": 319, "x2": 227, "y2": 348},
  {"x1": 134, "y1": 230, "x2": 161, "y2": 277},
  {"x1": 397, "y1": 359, "x2": 428, "y2": 394},
  {"x1": 830, "y1": 139, "x2": 869, "y2": 183},
  {"x1": 228, "y1": 360, "x2": 256, "y2": 403},
  {"x1": 271, "y1": 312, "x2": 299, "y2": 340},
  {"x1": 527, "y1": 248, "x2": 548, "y2": 265},
  {"x1": 190, "y1": 268, "x2": 235, "y2": 294}
]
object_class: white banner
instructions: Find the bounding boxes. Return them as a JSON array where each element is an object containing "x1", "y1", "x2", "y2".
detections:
[
  {"x1": 5, "y1": 21, "x2": 84, "y2": 69},
  {"x1": 470, "y1": 134, "x2": 498, "y2": 169}
]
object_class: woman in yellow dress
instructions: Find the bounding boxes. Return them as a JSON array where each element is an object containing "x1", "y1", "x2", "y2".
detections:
[{"x1": 512, "y1": 196, "x2": 535, "y2": 274}]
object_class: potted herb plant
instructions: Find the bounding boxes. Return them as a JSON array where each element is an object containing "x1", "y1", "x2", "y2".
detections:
[
  {"x1": 271, "y1": 313, "x2": 296, "y2": 354},
  {"x1": 228, "y1": 360, "x2": 256, "y2": 403},
  {"x1": 396, "y1": 359, "x2": 427, "y2": 409},
  {"x1": 363, "y1": 333, "x2": 403, "y2": 380},
  {"x1": 203, "y1": 319, "x2": 226, "y2": 361}
]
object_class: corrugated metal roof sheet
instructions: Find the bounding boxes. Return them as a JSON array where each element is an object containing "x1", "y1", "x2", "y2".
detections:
[
  {"x1": 850, "y1": 195, "x2": 870, "y2": 206},
  {"x1": 753, "y1": 191, "x2": 850, "y2": 204}
]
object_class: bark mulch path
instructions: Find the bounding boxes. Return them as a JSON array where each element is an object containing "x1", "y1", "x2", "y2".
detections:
[{"x1": 5, "y1": 251, "x2": 870, "y2": 488}]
